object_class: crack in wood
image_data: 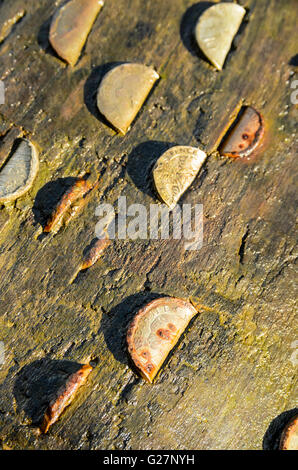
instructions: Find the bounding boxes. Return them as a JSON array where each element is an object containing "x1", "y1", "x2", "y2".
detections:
[{"x1": 238, "y1": 226, "x2": 250, "y2": 265}]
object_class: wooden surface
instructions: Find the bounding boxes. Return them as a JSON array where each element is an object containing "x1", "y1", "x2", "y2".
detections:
[{"x1": 0, "y1": 0, "x2": 297, "y2": 450}]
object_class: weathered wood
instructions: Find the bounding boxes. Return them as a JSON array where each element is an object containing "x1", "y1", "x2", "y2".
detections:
[{"x1": 0, "y1": 0, "x2": 297, "y2": 450}]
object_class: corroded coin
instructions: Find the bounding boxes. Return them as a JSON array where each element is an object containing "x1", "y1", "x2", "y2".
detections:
[
  {"x1": 49, "y1": 0, "x2": 104, "y2": 66},
  {"x1": 279, "y1": 415, "x2": 298, "y2": 450},
  {"x1": 97, "y1": 63, "x2": 159, "y2": 134},
  {"x1": 43, "y1": 177, "x2": 93, "y2": 233},
  {"x1": 220, "y1": 106, "x2": 264, "y2": 158},
  {"x1": 127, "y1": 297, "x2": 197, "y2": 383},
  {"x1": 40, "y1": 363, "x2": 93, "y2": 434},
  {"x1": 195, "y1": 3, "x2": 246, "y2": 70},
  {"x1": 153, "y1": 145, "x2": 207, "y2": 209},
  {"x1": 80, "y1": 237, "x2": 111, "y2": 270},
  {"x1": 69, "y1": 236, "x2": 111, "y2": 284},
  {"x1": 0, "y1": 139, "x2": 39, "y2": 203}
]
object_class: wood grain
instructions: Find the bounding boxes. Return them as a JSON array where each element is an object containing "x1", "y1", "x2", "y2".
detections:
[{"x1": 0, "y1": 0, "x2": 297, "y2": 450}]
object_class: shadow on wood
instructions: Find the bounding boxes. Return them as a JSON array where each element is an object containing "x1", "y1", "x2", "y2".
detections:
[
  {"x1": 289, "y1": 54, "x2": 298, "y2": 66},
  {"x1": 32, "y1": 176, "x2": 79, "y2": 231},
  {"x1": 13, "y1": 358, "x2": 82, "y2": 427},
  {"x1": 37, "y1": 14, "x2": 61, "y2": 61},
  {"x1": 180, "y1": 2, "x2": 214, "y2": 60},
  {"x1": 126, "y1": 140, "x2": 175, "y2": 199},
  {"x1": 126, "y1": 21, "x2": 154, "y2": 49},
  {"x1": 180, "y1": 2, "x2": 250, "y2": 69},
  {"x1": 83, "y1": 62, "x2": 125, "y2": 129}
]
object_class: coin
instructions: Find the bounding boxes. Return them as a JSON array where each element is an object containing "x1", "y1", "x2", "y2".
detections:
[
  {"x1": 153, "y1": 145, "x2": 207, "y2": 210},
  {"x1": 40, "y1": 363, "x2": 93, "y2": 434},
  {"x1": 0, "y1": 139, "x2": 39, "y2": 203},
  {"x1": 97, "y1": 63, "x2": 159, "y2": 134},
  {"x1": 127, "y1": 297, "x2": 197, "y2": 382},
  {"x1": 195, "y1": 3, "x2": 246, "y2": 70},
  {"x1": 49, "y1": 0, "x2": 104, "y2": 66},
  {"x1": 279, "y1": 415, "x2": 298, "y2": 450},
  {"x1": 220, "y1": 106, "x2": 264, "y2": 158},
  {"x1": 43, "y1": 177, "x2": 93, "y2": 233}
]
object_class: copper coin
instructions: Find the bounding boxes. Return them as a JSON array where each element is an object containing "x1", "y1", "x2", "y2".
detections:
[
  {"x1": 49, "y1": 0, "x2": 104, "y2": 66},
  {"x1": 220, "y1": 106, "x2": 264, "y2": 158},
  {"x1": 127, "y1": 297, "x2": 197, "y2": 382},
  {"x1": 279, "y1": 415, "x2": 298, "y2": 450},
  {"x1": 40, "y1": 363, "x2": 93, "y2": 434}
]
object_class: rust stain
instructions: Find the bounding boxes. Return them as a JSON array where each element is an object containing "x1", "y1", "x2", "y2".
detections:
[
  {"x1": 141, "y1": 350, "x2": 151, "y2": 360},
  {"x1": 156, "y1": 328, "x2": 172, "y2": 340}
]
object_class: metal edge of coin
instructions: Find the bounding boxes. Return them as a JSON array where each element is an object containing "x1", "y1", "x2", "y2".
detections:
[
  {"x1": 152, "y1": 145, "x2": 207, "y2": 210},
  {"x1": 127, "y1": 297, "x2": 198, "y2": 383},
  {"x1": 195, "y1": 3, "x2": 246, "y2": 70},
  {"x1": 96, "y1": 63, "x2": 159, "y2": 135},
  {"x1": 0, "y1": 139, "x2": 39, "y2": 204}
]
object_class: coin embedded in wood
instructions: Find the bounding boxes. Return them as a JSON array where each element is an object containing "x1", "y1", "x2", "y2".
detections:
[
  {"x1": 80, "y1": 237, "x2": 111, "y2": 270},
  {"x1": 153, "y1": 145, "x2": 207, "y2": 210},
  {"x1": 69, "y1": 236, "x2": 111, "y2": 284},
  {"x1": 127, "y1": 297, "x2": 197, "y2": 383},
  {"x1": 195, "y1": 3, "x2": 246, "y2": 70},
  {"x1": 40, "y1": 363, "x2": 93, "y2": 434},
  {"x1": 220, "y1": 106, "x2": 264, "y2": 158},
  {"x1": 0, "y1": 139, "x2": 39, "y2": 203},
  {"x1": 44, "y1": 176, "x2": 95, "y2": 233},
  {"x1": 49, "y1": 0, "x2": 104, "y2": 66},
  {"x1": 97, "y1": 63, "x2": 159, "y2": 134},
  {"x1": 279, "y1": 415, "x2": 298, "y2": 450}
]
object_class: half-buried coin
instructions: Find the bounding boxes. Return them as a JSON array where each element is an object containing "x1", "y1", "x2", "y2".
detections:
[
  {"x1": 40, "y1": 363, "x2": 93, "y2": 434},
  {"x1": 97, "y1": 63, "x2": 159, "y2": 134},
  {"x1": 127, "y1": 297, "x2": 198, "y2": 383},
  {"x1": 153, "y1": 145, "x2": 207, "y2": 210},
  {"x1": 49, "y1": 0, "x2": 104, "y2": 66},
  {"x1": 0, "y1": 139, "x2": 39, "y2": 203},
  {"x1": 279, "y1": 415, "x2": 298, "y2": 450},
  {"x1": 219, "y1": 106, "x2": 264, "y2": 158},
  {"x1": 195, "y1": 2, "x2": 246, "y2": 70}
]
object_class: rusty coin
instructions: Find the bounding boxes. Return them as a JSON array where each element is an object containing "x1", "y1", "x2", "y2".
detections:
[
  {"x1": 220, "y1": 106, "x2": 264, "y2": 158},
  {"x1": 279, "y1": 415, "x2": 298, "y2": 450},
  {"x1": 40, "y1": 363, "x2": 93, "y2": 434},
  {"x1": 127, "y1": 297, "x2": 197, "y2": 382}
]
